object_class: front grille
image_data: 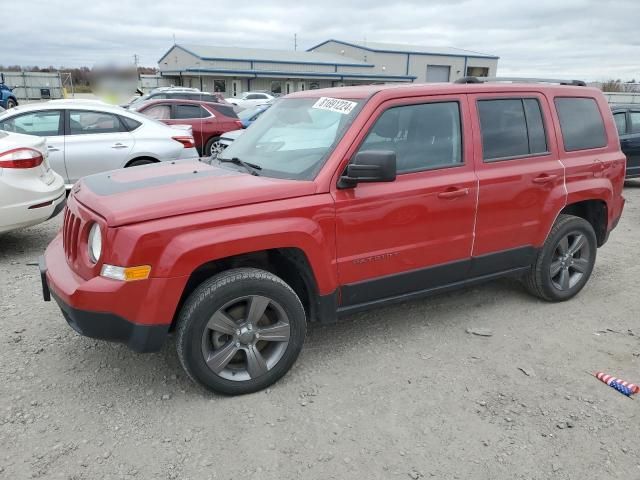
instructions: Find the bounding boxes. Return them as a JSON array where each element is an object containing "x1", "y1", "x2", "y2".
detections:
[{"x1": 62, "y1": 208, "x2": 82, "y2": 263}]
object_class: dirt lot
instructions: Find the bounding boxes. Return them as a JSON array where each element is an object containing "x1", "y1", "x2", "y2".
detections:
[{"x1": 1, "y1": 183, "x2": 639, "y2": 480}]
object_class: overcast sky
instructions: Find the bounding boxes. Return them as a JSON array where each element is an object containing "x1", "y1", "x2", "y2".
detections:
[{"x1": 3, "y1": 0, "x2": 639, "y2": 81}]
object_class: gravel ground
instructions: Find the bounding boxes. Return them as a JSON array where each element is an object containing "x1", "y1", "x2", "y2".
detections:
[{"x1": 1, "y1": 183, "x2": 639, "y2": 480}]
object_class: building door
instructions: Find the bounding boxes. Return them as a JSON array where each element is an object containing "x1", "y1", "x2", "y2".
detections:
[
  {"x1": 426, "y1": 65, "x2": 451, "y2": 83},
  {"x1": 231, "y1": 80, "x2": 240, "y2": 98},
  {"x1": 285, "y1": 81, "x2": 293, "y2": 94},
  {"x1": 297, "y1": 81, "x2": 306, "y2": 92}
]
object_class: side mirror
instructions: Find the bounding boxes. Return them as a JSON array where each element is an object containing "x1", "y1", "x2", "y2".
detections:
[{"x1": 338, "y1": 150, "x2": 396, "y2": 188}]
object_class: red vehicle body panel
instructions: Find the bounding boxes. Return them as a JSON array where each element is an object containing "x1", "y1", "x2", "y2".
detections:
[
  {"x1": 44, "y1": 82, "x2": 627, "y2": 347},
  {"x1": 136, "y1": 99, "x2": 242, "y2": 154}
]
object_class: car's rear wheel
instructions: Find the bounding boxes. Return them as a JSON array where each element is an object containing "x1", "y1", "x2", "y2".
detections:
[
  {"x1": 524, "y1": 214, "x2": 597, "y2": 301},
  {"x1": 6, "y1": 99, "x2": 16, "y2": 109},
  {"x1": 176, "y1": 268, "x2": 307, "y2": 395},
  {"x1": 126, "y1": 158, "x2": 155, "y2": 167},
  {"x1": 205, "y1": 136, "x2": 224, "y2": 158}
]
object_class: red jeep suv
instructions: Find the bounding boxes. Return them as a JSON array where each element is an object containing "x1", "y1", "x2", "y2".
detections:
[{"x1": 41, "y1": 79, "x2": 626, "y2": 395}]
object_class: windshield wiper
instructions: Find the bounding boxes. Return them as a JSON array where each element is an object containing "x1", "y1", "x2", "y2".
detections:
[{"x1": 217, "y1": 157, "x2": 262, "y2": 176}]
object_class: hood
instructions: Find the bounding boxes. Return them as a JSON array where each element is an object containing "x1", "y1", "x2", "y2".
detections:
[
  {"x1": 221, "y1": 129, "x2": 244, "y2": 141},
  {"x1": 73, "y1": 160, "x2": 317, "y2": 226}
]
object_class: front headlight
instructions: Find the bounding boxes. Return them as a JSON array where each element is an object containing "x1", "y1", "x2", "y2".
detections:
[{"x1": 88, "y1": 223, "x2": 102, "y2": 263}]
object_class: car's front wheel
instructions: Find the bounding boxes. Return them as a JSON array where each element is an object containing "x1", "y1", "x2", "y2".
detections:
[
  {"x1": 524, "y1": 214, "x2": 597, "y2": 301},
  {"x1": 6, "y1": 98, "x2": 16, "y2": 109},
  {"x1": 205, "y1": 136, "x2": 224, "y2": 158},
  {"x1": 176, "y1": 268, "x2": 307, "y2": 395}
]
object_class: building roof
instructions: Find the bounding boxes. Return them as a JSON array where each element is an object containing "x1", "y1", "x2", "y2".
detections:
[
  {"x1": 161, "y1": 44, "x2": 374, "y2": 67},
  {"x1": 308, "y1": 39, "x2": 499, "y2": 59}
]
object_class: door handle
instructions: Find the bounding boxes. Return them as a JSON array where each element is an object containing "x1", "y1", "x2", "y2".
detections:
[
  {"x1": 111, "y1": 143, "x2": 129, "y2": 149},
  {"x1": 47, "y1": 146, "x2": 60, "y2": 152},
  {"x1": 532, "y1": 174, "x2": 558, "y2": 184},
  {"x1": 437, "y1": 187, "x2": 469, "y2": 199}
]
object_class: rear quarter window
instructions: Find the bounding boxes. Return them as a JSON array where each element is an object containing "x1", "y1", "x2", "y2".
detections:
[
  {"x1": 554, "y1": 97, "x2": 607, "y2": 151},
  {"x1": 120, "y1": 116, "x2": 142, "y2": 131},
  {"x1": 209, "y1": 104, "x2": 238, "y2": 119}
]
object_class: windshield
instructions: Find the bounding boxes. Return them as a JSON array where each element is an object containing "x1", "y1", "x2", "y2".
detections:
[
  {"x1": 238, "y1": 106, "x2": 266, "y2": 121},
  {"x1": 219, "y1": 97, "x2": 363, "y2": 180},
  {"x1": 129, "y1": 93, "x2": 151, "y2": 106}
]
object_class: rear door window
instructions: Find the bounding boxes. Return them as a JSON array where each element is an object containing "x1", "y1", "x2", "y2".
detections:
[
  {"x1": 629, "y1": 111, "x2": 640, "y2": 134},
  {"x1": 613, "y1": 112, "x2": 627, "y2": 135},
  {"x1": 554, "y1": 97, "x2": 607, "y2": 151},
  {"x1": 174, "y1": 104, "x2": 209, "y2": 119},
  {"x1": 477, "y1": 98, "x2": 548, "y2": 161},
  {"x1": 69, "y1": 110, "x2": 126, "y2": 135}
]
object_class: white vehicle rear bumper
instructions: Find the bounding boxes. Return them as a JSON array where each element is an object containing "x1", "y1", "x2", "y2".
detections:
[{"x1": 0, "y1": 172, "x2": 66, "y2": 234}]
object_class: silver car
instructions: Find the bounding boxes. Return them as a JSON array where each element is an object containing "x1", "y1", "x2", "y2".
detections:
[{"x1": 0, "y1": 100, "x2": 198, "y2": 188}]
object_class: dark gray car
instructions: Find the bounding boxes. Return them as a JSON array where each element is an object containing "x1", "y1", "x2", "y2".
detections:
[{"x1": 611, "y1": 104, "x2": 640, "y2": 178}]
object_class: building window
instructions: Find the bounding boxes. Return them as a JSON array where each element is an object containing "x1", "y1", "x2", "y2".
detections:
[
  {"x1": 467, "y1": 66, "x2": 489, "y2": 77},
  {"x1": 271, "y1": 81, "x2": 282, "y2": 94},
  {"x1": 214, "y1": 80, "x2": 226, "y2": 93}
]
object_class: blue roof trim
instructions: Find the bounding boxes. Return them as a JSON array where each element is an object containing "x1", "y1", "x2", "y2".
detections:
[
  {"x1": 162, "y1": 68, "x2": 416, "y2": 81},
  {"x1": 159, "y1": 44, "x2": 375, "y2": 68},
  {"x1": 307, "y1": 39, "x2": 500, "y2": 60}
]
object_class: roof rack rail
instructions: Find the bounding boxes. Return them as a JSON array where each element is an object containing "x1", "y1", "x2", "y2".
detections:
[{"x1": 454, "y1": 76, "x2": 587, "y2": 87}]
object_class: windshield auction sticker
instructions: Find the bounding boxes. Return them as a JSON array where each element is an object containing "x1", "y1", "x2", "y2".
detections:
[{"x1": 312, "y1": 97, "x2": 358, "y2": 115}]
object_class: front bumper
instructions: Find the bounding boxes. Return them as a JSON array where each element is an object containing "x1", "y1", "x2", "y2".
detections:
[
  {"x1": 40, "y1": 256, "x2": 169, "y2": 353},
  {"x1": 38, "y1": 257, "x2": 169, "y2": 353},
  {"x1": 41, "y1": 233, "x2": 189, "y2": 353}
]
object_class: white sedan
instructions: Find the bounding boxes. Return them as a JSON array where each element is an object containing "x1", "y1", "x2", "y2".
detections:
[
  {"x1": 0, "y1": 101, "x2": 198, "y2": 189},
  {"x1": 0, "y1": 130, "x2": 65, "y2": 234},
  {"x1": 228, "y1": 92, "x2": 275, "y2": 110}
]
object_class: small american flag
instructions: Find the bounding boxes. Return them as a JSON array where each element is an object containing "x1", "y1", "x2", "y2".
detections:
[{"x1": 595, "y1": 372, "x2": 639, "y2": 397}]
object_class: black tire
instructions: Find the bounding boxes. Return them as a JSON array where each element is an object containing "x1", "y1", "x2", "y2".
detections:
[
  {"x1": 6, "y1": 98, "x2": 17, "y2": 109},
  {"x1": 176, "y1": 268, "x2": 307, "y2": 395},
  {"x1": 525, "y1": 214, "x2": 597, "y2": 302},
  {"x1": 204, "y1": 136, "x2": 222, "y2": 158},
  {"x1": 126, "y1": 158, "x2": 155, "y2": 167}
]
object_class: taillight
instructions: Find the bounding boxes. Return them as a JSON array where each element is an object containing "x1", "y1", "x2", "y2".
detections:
[
  {"x1": 172, "y1": 136, "x2": 195, "y2": 149},
  {"x1": 0, "y1": 147, "x2": 44, "y2": 169},
  {"x1": 235, "y1": 120, "x2": 244, "y2": 129}
]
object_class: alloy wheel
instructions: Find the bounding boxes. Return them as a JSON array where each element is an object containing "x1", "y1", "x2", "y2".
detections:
[
  {"x1": 201, "y1": 295, "x2": 291, "y2": 382},
  {"x1": 210, "y1": 141, "x2": 225, "y2": 158},
  {"x1": 549, "y1": 231, "x2": 591, "y2": 291}
]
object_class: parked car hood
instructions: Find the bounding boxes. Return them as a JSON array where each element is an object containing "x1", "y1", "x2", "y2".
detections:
[{"x1": 74, "y1": 160, "x2": 317, "y2": 226}]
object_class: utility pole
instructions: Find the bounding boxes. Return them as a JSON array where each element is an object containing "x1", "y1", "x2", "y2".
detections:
[{"x1": 294, "y1": 33, "x2": 297, "y2": 51}]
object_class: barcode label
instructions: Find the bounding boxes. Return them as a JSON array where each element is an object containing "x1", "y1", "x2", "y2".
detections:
[{"x1": 312, "y1": 97, "x2": 357, "y2": 115}]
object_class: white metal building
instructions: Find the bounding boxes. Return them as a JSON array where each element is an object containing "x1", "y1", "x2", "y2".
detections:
[
  {"x1": 158, "y1": 40, "x2": 498, "y2": 96},
  {"x1": 309, "y1": 39, "x2": 499, "y2": 84}
]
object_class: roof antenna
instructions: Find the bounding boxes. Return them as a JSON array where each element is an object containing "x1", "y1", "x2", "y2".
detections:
[
  {"x1": 294, "y1": 33, "x2": 297, "y2": 51},
  {"x1": 173, "y1": 33, "x2": 176, "y2": 45}
]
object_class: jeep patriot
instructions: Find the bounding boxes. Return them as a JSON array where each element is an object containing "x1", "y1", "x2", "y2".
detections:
[{"x1": 40, "y1": 79, "x2": 626, "y2": 395}]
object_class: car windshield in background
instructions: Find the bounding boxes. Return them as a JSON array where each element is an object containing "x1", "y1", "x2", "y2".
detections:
[
  {"x1": 218, "y1": 97, "x2": 363, "y2": 180},
  {"x1": 128, "y1": 94, "x2": 150, "y2": 106},
  {"x1": 238, "y1": 106, "x2": 265, "y2": 121}
]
